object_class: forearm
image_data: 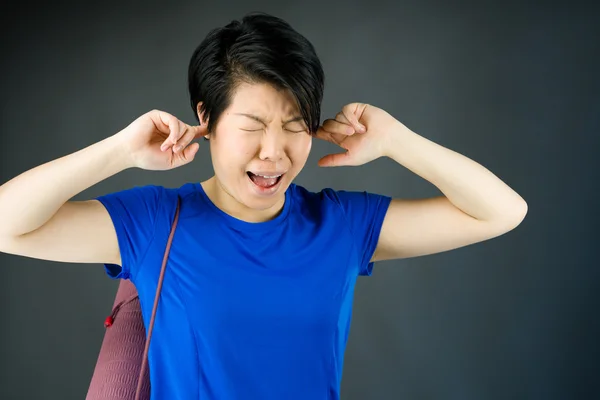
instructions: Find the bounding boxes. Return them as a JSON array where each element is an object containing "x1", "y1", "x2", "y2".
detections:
[
  {"x1": 385, "y1": 124, "x2": 527, "y2": 223},
  {"x1": 0, "y1": 133, "x2": 133, "y2": 237}
]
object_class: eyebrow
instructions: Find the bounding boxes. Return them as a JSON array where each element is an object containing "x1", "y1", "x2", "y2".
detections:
[{"x1": 234, "y1": 113, "x2": 304, "y2": 126}]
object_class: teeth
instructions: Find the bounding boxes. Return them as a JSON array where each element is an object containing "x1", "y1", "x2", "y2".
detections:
[{"x1": 257, "y1": 174, "x2": 281, "y2": 178}]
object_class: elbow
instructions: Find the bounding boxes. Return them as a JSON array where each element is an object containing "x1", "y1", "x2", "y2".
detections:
[
  {"x1": 488, "y1": 199, "x2": 528, "y2": 232},
  {"x1": 504, "y1": 200, "x2": 528, "y2": 230}
]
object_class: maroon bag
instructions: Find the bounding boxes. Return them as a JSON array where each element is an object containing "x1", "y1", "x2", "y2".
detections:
[{"x1": 86, "y1": 197, "x2": 181, "y2": 400}]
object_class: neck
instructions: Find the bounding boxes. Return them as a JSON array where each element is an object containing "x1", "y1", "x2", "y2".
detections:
[{"x1": 201, "y1": 176, "x2": 285, "y2": 223}]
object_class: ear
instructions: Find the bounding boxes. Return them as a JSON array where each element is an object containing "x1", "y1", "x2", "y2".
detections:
[{"x1": 195, "y1": 102, "x2": 211, "y2": 140}]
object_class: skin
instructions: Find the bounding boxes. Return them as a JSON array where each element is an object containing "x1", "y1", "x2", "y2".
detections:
[
  {"x1": 198, "y1": 82, "x2": 312, "y2": 223},
  {"x1": 0, "y1": 81, "x2": 527, "y2": 266}
]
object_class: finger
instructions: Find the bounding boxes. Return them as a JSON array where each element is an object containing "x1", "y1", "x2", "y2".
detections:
[
  {"x1": 322, "y1": 118, "x2": 355, "y2": 136},
  {"x1": 317, "y1": 151, "x2": 353, "y2": 167},
  {"x1": 192, "y1": 123, "x2": 208, "y2": 139},
  {"x1": 334, "y1": 112, "x2": 351, "y2": 125},
  {"x1": 315, "y1": 127, "x2": 349, "y2": 148},
  {"x1": 168, "y1": 122, "x2": 207, "y2": 151},
  {"x1": 174, "y1": 142, "x2": 200, "y2": 166},
  {"x1": 172, "y1": 124, "x2": 200, "y2": 153},
  {"x1": 159, "y1": 114, "x2": 185, "y2": 151},
  {"x1": 341, "y1": 104, "x2": 366, "y2": 133},
  {"x1": 314, "y1": 126, "x2": 335, "y2": 144}
]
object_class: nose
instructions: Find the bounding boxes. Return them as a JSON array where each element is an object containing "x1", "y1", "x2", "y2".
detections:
[{"x1": 258, "y1": 129, "x2": 285, "y2": 162}]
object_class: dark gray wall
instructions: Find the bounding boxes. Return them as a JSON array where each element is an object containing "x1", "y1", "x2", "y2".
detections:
[{"x1": 1, "y1": 1, "x2": 598, "y2": 399}]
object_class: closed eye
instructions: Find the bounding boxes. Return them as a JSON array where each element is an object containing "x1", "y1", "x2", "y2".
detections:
[{"x1": 240, "y1": 128, "x2": 306, "y2": 133}]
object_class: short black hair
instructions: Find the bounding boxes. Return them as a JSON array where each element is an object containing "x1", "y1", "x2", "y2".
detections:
[{"x1": 188, "y1": 12, "x2": 325, "y2": 134}]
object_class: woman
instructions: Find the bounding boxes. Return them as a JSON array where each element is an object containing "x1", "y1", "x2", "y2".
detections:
[{"x1": 0, "y1": 12, "x2": 527, "y2": 400}]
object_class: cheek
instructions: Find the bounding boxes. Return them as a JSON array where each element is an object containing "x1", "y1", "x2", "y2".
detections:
[
  {"x1": 212, "y1": 134, "x2": 256, "y2": 165},
  {"x1": 289, "y1": 135, "x2": 312, "y2": 166}
]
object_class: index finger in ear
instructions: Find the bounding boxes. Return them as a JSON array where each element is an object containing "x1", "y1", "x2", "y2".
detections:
[
  {"x1": 192, "y1": 123, "x2": 208, "y2": 139},
  {"x1": 315, "y1": 126, "x2": 333, "y2": 143},
  {"x1": 322, "y1": 118, "x2": 355, "y2": 136},
  {"x1": 315, "y1": 125, "x2": 348, "y2": 146}
]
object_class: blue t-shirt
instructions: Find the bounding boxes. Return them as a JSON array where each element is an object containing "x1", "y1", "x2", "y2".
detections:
[{"x1": 96, "y1": 182, "x2": 391, "y2": 400}]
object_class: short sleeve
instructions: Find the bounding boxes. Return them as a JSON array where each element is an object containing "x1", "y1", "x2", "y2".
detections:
[
  {"x1": 334, "y1": 190, "x2": 392, "y2": 276},
  {"x1": 95, "y1": 185, "x2": 164, "y2": 281}
]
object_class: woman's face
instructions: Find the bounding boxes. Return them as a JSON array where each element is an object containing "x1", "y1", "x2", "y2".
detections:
[{"x1": 199, "y1": 82, "x2": 313, "y2": 222}]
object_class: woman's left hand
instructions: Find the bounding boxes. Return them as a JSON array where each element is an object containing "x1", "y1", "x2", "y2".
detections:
[{"x1": 315, "y1": 103, "x2": 408, "y2": 167}]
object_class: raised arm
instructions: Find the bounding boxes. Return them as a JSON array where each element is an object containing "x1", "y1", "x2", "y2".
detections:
[
  {"x1": 316, "y1": 103, "x2": 527, "y2": 262},
  {"x1": 0, "y1": 110, "x2": 204, "y2": 264}
]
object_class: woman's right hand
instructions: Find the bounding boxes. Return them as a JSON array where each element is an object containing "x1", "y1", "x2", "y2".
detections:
[
  {"x1": 117, "y1": 109, "x2": 206, "y2": 171},
  {"x1": 0, "y1": 109, "x2": 207, "y2": 263}
]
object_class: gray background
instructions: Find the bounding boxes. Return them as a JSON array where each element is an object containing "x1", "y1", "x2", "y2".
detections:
[{"x1": 1, "y1": 1, "x2": 598, "y2": 399}]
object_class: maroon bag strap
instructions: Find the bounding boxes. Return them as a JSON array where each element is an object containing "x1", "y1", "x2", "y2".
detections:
[{"x1": 134, "y1": 196, "x2": 181, "y2": 400}]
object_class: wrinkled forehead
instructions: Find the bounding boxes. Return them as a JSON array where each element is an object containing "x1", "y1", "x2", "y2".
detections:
[{"x1": 227, "y1": 82, "x2": 301, "y2": 118}]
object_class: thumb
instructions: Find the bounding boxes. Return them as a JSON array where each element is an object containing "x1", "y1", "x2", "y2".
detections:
[{"x1": 317, "y1": 151, "x2": 353, "y2": 167}]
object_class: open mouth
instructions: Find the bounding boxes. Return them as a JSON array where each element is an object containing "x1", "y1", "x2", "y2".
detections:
[{"x1": 247, "y1": 171, "x2": 284, "y2": 190}]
